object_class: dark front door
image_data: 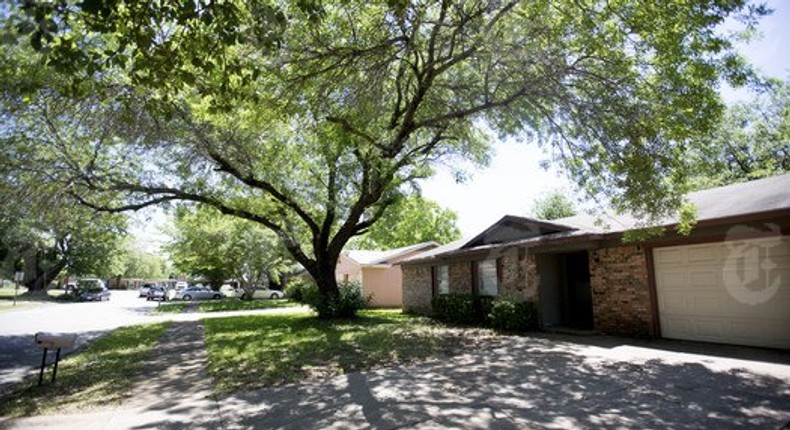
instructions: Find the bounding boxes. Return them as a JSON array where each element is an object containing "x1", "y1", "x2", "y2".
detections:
[{"x1": 564, "y1": 251, "x2": 593, "y2": 329}]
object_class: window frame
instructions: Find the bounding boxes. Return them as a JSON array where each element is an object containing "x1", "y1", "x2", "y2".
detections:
[
  {"x1": 432, "y1": 264, "x2": 449, "y2": 296},
  {"x1": 475, "y1": 258, "x2": 499, "y2": 297}
]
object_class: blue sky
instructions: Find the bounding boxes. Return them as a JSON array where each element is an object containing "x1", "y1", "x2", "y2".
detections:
[{"x1": 421, "y1": 0, "x2": 790, "y2": 236}]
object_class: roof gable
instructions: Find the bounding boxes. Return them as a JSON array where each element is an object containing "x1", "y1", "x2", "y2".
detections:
[
  {"x1": 345, "y1": 241, "x2": 439, "y2": 265},
  {"x1": 462, "y1": 215, "x2": 575, "y2": 248}
]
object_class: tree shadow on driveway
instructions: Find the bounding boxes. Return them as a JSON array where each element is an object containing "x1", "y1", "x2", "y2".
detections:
[{"x1": 219, "y1": 335, "x2": 790, "y2": 429}]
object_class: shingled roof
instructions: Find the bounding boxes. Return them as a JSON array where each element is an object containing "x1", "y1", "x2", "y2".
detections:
[{"x1": 401, "y1": 173, "x2": 790, "y2": 265}]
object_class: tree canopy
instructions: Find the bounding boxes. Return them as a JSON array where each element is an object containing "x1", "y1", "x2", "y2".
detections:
[
  {"x1": 355, "y1": 196, "x2": 461, "y2": 249},
  {"x1": 1, "y1": 0, "x2": 768, "y2": 313},
  {"x1": 688, "y1": 79, "x2": 790, "y2": 190},
  {"x1": 530, "y1": 191, "x2": 577, "y2": 221},
  {"x1": 0, "y1": 176, "x2": 127, "y2": 291},
  {"x1": 120, "y1": 246, "x2": 167, "y2": 280},
  {"x1": 165, "y1": 205, "x2": 295, "y2": 289}
]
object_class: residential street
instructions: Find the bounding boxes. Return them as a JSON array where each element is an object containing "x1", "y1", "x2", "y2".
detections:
[{"x1": 0, "y1": 290, "x2": 156, "y2": 390}]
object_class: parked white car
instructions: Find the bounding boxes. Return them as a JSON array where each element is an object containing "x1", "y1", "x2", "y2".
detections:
[
  {"x1": 239, "y1": 288, "x2": 285, "y2": 300},
  {"x1": 220, "y1": 284, "x2": 240, "y2": 298}
]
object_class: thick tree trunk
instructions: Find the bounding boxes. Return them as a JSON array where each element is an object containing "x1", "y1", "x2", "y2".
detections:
[
  {"x1": 239, "y1": 278, "x2": 256, "y2": 300},
  {"x1": 306, "y1": 247, "x2": 343, "y2": 318},
  {"x1": 24, "y1": 258, "x2": 66, "y2": 295},
  {"x1": 312, "y1": 251, "x2": 340, "y2": 296}
]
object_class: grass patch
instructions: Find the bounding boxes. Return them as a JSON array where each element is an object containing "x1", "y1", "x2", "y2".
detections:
[
  {"x1": 152, "y1": 299, "x2": 299, "y2": 314},
  {"x1": 204, "y1": 309, "x2": 499, "y2": 393},
  {"x1": 0, "y1": 322, "x2": 169, "y2": 417},
  {"x1": 0, "y1": 287, "x2": 71, "y2": 311},
  {"x1": 0, "y1": 301, "x2": 41, "y2": 313}
]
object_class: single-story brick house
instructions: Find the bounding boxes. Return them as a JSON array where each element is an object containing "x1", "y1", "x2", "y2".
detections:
[
  {"x1": 401, "y1": 174, "x2": 790, "y2": 349},
  {"x1": 337, "y1": 242, "x2": 438, "y2": 307}
]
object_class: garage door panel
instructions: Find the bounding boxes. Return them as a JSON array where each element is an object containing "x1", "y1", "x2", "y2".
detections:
[
  {"x1": 654, "y1": 236, "x2": 790, "y2": 349},
  {"x1": 661, "y1": 318, "x2": 692, "y2": 337},
  {"x1": 694, "y1": 319, "x2": 726, "y2": 338},
  {"x1": 655, "y1": 248, "x2": 686, "y2": 264},
  {"x1": 690, "y1": 294, "x2": 727, "y2": 314},
  {"x1": 689, "y1": 270, "x2": 717, "y2": 287},
  {"x1": 766, "y1": 240, "x2": 790, "y2": 258},
  {"x1": 687, "y1": 245, "x2": 718, "y2": 262},
  {"x1": 658, "y1": 294, "x2": 692, "y2": 313},
  {"x1": 656, "y1": 271, "x2": 687, "y2": 290}
]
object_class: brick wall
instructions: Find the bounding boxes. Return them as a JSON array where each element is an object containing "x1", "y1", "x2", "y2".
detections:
[
  {"x1": 448, "y1": 261, "x2": 473, "y2": 294},
  {"x1": 590, "y1": 245, "x2": 654, "y2": 337},
  {"x1": 525, "y1": 252, "x2": 538, "y2": 301},
  {"x1": 402, "y1": 249, "x2": 541, "y2": 316},
  {"x1": 498, "y1": 248, "x2": 538, "y2": 301},
  {"x1": 402, "y1": 265, "x2": 433, "y2": 314}
]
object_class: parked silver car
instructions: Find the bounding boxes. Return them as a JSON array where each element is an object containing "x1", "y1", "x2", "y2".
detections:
[
  {"x1": 172, "y1": 286, "x2": 222, "y2": 301},
  {"x1": 239, "y1": 288, "x2": 285, "y2": 300}
]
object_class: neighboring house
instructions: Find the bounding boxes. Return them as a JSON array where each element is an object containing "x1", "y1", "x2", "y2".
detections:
[
  {"x1": 401, "y1": 174, "x2": 790, "y2": 349},
  {"x1": 337, "y1": 242, "x2": 439, "y2": 307}
]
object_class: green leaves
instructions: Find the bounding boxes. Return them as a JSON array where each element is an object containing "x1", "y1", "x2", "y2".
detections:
[
  {"x1": 687, "y1": 79, "x2": 790, "y2": 189},
  {"x1": 530, "y1": 191, "x2": 577, "y2": 221},
  {"x1": 165, "y1": 205, "x2": 294, "y2": 286},
  {"x1": 2, "y1": 0, "x2": 770, "y2": 298},
  {"x1": 355, "y1": 196, "x2": 461, "y2": 249}
]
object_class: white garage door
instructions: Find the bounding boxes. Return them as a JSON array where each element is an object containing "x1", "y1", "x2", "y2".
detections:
[{"x1": 654, "y1": 236, "x2": 790, "y2": 349}]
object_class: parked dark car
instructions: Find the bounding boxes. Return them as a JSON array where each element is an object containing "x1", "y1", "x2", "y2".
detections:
[
  {"x1": 79, "y1": 286, "x2": 111, "y2": 302},
  {"x1": 146, "y1": 286, "x2": 167, "y2": 301}
]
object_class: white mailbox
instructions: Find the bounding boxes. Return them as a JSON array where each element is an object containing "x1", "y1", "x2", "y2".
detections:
[{"x1": 34, "y1": 332, "x2": 77, "y2": 350}]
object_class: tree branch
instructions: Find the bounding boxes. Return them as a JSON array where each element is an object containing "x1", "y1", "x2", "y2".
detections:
[{"x1": 204, "y1": 147, "x2": 321, "y2": 236}]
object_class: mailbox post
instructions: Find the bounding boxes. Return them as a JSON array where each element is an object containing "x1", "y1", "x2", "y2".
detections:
[
  {"x1": 13, "y1": 271, "x2": 23, "y2": 307},
  {"x1": 34, "y1": 332, "x2": 77, "y2": 386}
]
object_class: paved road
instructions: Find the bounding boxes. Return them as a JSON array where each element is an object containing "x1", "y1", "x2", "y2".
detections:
[
  {"x1": 0, "y1": 290, "x2": 160, "y2": 335},
  {"x1": 0, "y1": 290, "x2": 160, "y2": 389}
]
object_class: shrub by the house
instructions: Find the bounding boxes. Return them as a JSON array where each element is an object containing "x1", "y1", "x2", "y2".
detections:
[
  {"x1": 431, "y1": 293, "x2": 494, "y2": 325},
  {"x1": 284, "y1": 278, "x2": 311, "y2": 302},
  {"x1": 301, "y1": 280, "x2": 370, "y2": 318},
  {"x1": 488, "y1": 300, "x2": 539, "y2": 332}
]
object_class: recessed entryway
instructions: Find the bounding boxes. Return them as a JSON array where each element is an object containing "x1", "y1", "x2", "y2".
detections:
[{"x1": 537, "y1": 251, "x2": 594, "y2": 330}]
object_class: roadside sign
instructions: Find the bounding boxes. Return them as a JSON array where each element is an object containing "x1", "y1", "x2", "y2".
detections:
[{"x1": 13, "y1": 271, "x2": 23, "y2": 306}]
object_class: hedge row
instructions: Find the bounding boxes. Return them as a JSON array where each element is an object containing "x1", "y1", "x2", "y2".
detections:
[{"x1": 431, "y1": 293, "x2": 538, "y2": 332}]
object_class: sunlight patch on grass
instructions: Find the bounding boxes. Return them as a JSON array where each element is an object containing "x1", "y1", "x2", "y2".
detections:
[
  {"x1": 0, "y1": 323, "x2": 169, "y2": 417},
  {"x1": 204, "y1": 309, "x2": 492, "y2": 393},
  {"x1": 152, "y1": 299, "x2": 299, "y2": 314},
  {"x1": 0, "y1": 301, "x2": 42, "y2": 313},
  {"x1": 0, "y1": 287, "x2": 72, "y2": 305}
]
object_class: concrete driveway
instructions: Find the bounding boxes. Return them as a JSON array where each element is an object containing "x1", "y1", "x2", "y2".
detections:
[{"x1": 219, "y1": 334, "x2": 790, "y2": 430}]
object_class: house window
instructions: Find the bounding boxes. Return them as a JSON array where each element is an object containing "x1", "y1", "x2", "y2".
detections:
[
  {"x1": 476, "y1": 259, "x2": 498, "y2": 296},
  {"x1": 434, "y1": 265, "x2": 449, "y2": 295}
]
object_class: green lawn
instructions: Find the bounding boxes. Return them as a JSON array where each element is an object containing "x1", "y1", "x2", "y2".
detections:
[
  {"x1": 0, "y1": 286, "x2": 70, "y2": 312},
  {"x1": 152, "y1": 298, "x2": 300, "y2": 314},
  {"x1": 0, "y1": 323, "x2": 169, "y2": 417},
  {"x1": 204, "y1": 309, "x2": 497, "y2": 393}
]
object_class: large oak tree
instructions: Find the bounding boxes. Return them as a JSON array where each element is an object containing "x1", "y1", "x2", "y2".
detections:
[{"x1": 2, "y1": 0, "x2": 766, "y2": 315}]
